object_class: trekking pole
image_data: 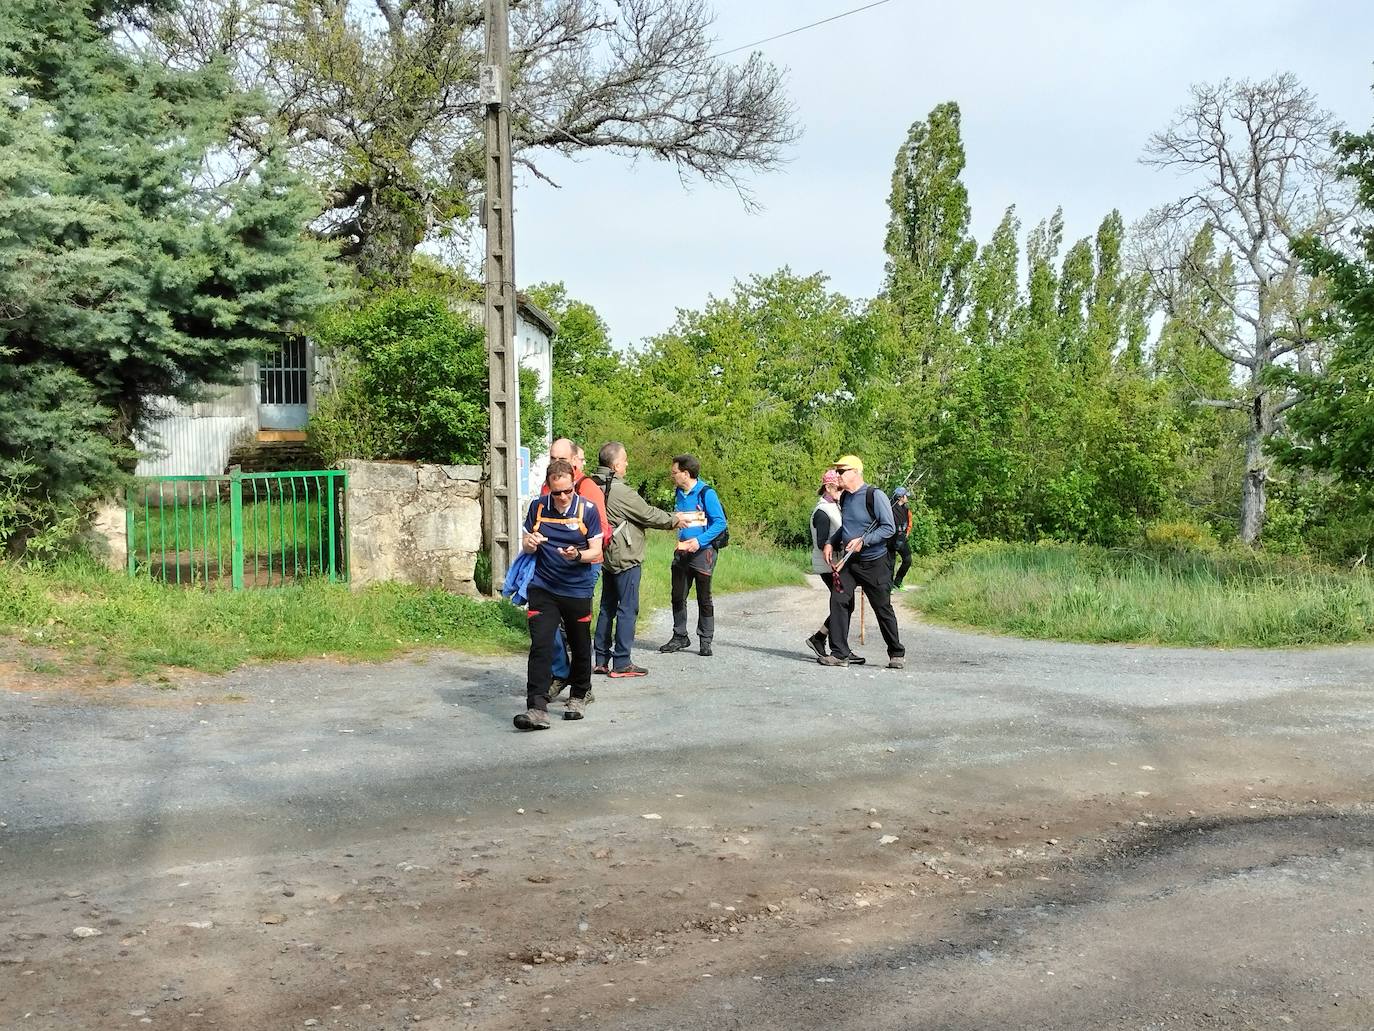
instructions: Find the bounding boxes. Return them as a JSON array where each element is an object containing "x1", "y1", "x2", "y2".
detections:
[{"x1": 859, "y1": 588, "x2": 866, "y2": 645}]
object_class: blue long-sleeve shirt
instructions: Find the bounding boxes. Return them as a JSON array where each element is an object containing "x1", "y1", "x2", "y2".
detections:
[
  {"x1": 830, "y1": 483, "x2": 895, "y2": 562},
  {"x1": 674, "y1": 479, "x2": 727, "y2": 549}
]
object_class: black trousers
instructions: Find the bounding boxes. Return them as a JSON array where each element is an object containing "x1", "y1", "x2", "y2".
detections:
[
  {"x1": 670, "y1": 548, "x2": 715, "y2": 643},
  {"x1": 828, "y1": 554, "x2": 904, "y2": 659},
  {"x1": 526, "y1": 585, "x2": 593, "y2": 711},
  {"x1": 815, "y1": 573, "x2": 834, "y2": 640},
  {"x1": 892, "y1": 538, "x2": 912, "y2": 587}
]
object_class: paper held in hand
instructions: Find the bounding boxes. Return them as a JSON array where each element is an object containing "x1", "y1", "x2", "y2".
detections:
[{"x1": 680, "y1": 510, "x2": 708, "y2": 527}]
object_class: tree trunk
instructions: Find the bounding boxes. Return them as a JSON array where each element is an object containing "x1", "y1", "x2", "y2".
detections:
[
  {"x1": 1238, "y1": 391, "x2": 1272, "y2": 547},
  {"x1": 354, "y1": 184, "x2": 426, "y2": 286}
]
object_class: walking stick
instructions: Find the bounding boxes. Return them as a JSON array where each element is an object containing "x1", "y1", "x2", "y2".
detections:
[{"x1": 859, "y1": 588, "x2": 866, "y2": 645}]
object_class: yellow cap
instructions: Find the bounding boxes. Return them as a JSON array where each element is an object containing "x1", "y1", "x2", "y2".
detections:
[{"x1": 831, "y1": 454, "x2": 864, "y2": 473}]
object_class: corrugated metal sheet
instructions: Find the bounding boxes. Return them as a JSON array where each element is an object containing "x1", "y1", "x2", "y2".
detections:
[{"x1": 134, "y1": 416, "x2": 254, "y2": 476}]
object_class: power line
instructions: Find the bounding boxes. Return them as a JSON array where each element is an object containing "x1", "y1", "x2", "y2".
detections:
[
  {"x1": 712, "y1": 0, "x2": 900, "y2": 59},
  {"x1": 515, "y1": 0, "x2": 904, "y2": 147}
]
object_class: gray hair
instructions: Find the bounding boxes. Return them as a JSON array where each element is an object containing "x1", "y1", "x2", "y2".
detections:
[{"x1": 598, "y1": 441, "x2": 625, "y2": 469}]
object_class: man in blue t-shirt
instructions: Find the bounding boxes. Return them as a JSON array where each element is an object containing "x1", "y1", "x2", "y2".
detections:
[
  {"x1": 658, "y1": 453, "x2": 727, "y2": 657},
  {"x1": 818, "y1": 454, "x2": 906, "y2": 669},
  {"x1": 514, "y1": 459, "x2": 604, "y2": 731}
]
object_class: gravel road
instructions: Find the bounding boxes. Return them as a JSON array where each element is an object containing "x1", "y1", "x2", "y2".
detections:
[{"x1": 2, "y1": 583, "x2": 1373, "y2": 1029}]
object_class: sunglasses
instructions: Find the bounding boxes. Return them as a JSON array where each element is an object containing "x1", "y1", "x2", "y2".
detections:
[{"x1": 549, "y1": 487, "x2": 575, "y2": 497}]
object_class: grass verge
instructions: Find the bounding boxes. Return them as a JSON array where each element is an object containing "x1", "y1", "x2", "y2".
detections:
[
  {"x1": 0, "y1": 556, "x2": 529, "y2": 683},
  {"x1": 912, "y1": 541, "x2": 1374, "y2": 647},
  {"x1": 0, "y1": 539, "x2": 806, "y2": 684},
  {"x1": 627, "y1": 535, "x2": 807, "y2": 630}
]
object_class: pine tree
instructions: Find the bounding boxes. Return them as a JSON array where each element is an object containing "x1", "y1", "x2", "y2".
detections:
[{"x1": 0, "y1": 1, "x2": 335, "y2": 540}]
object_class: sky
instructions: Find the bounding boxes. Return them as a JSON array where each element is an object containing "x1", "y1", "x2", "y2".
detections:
[{"x1": 511, "y1": 0, "x2": 1374, "y2": 349}]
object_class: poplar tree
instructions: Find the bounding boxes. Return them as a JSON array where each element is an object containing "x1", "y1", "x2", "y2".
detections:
[{"x1": 882, "y1": 101, "x2": 977, "y2": 369}]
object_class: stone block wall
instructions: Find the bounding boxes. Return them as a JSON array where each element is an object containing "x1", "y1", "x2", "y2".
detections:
[
  {"x1": 342, "y1": 460, "x2": 484, "y2": 595},
  {"x1": 85, "y1": 500, "x2": 128, "y2": 572}
]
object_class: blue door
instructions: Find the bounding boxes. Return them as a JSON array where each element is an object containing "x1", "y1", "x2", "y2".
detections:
[{"x1": 258, "y1": 338, "x2": 309, "y2": 430}]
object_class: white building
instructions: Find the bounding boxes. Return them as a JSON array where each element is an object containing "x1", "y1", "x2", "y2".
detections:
[{"x1": 134, "y1": 297, "x2": 555, "y2": 476}]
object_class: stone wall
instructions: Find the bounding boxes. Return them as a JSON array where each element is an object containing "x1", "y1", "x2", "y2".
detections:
[
  {"x1": 85, "y1": 500, "x2": 128, "y2": 572},
  {"x1": 342, "y1": 460, "x2": 484, "y2": 595}
]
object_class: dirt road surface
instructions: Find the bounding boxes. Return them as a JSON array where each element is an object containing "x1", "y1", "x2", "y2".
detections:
[{"x1": 3, "y1": 584, "x2": 1373, "y2": 1029}]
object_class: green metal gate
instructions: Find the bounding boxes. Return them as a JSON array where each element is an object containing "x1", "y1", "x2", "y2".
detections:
[{"x1": 125, "y1": 469, "x2": 347, "y2": 588}]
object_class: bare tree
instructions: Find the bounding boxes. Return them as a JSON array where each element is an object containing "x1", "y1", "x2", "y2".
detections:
[
  {"x1": 1136, "y1": 73, "x2": 1350, "y2": 546},
  {"x1": 146, "y1": 0, "x2": 798, "y2": 283}
]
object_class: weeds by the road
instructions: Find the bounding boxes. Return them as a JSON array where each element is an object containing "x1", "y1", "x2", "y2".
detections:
[
  {"x1": 0, "y1": 556, "x2": 529, "y2": 681},
  {"x1": 0, "y1": 539, "x2": 805, "y2": 683},
  {"x1": 913, "y1": 541, "x2": 1374, "y2": 647},
  {"x1": 634, "y1": 535, "x2": 807, "y2": 628}
]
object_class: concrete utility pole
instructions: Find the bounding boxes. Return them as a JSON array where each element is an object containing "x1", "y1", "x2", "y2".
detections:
[{"x1": 482, "y1": 0, "x2": 521, "y2": 590}]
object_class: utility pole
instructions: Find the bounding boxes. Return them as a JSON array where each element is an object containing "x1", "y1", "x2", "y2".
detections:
[{"x1": 482, "y1": 0, "x2": 521, "y2": 590}]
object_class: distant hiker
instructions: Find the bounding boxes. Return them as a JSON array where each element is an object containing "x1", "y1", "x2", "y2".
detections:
[
  {"x1": 890, "y1": 486, "x2": 914, "y2": 591},
  {"x1": 805, "y1": 468, "x2": 844, "y2": 659},
  {"x1": 514, "y1": 459, "x2": 603, "y2": 732},
  {"x1": 818, "y1": 455, "x2": 905, "y2": 669},
  {"x1": 659, "y1": 454, "x2": 727, "y2": 658},
  {"x1": 591, "y1": 442, "x2": 687, "y2": 678}
]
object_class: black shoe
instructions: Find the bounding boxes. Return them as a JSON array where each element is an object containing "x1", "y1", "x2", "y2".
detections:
[
  {"x1": 849, "y1": 655, "x2": 867, "y2": 666},
  {"x1": 698, "y1": 643, "x2": 712, "y2": 656},
  {"x1": 804, "y1": 632, "x2": 828, "y2": 659},
  {"x1": 659, "y1": 635, "x2": 691, "y2": 653}
]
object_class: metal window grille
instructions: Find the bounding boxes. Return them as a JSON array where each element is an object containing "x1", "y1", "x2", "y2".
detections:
[{"x1": 258, "y1": 337, "x2": 309, "y2": 406}]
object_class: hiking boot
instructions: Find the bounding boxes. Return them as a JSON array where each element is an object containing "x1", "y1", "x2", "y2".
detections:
[
  {"x1": 549, "y1": 678, "x2": 568, "y2": 701},
  {"x1": 887, "y1": 655, "x2": 906, "y2": 669},
  {"x1": 513, "y1": 708, "x2": 551, "y2": 731},
  {"x1": 659, "y1": 635, "x2": 691, "y2": 653},
  {"x1": 698, "y1": 643, "x2": 712, "y2": 657},
  {"x1": 609, "y1": 663, "x2": 649, "y2": 678},
  {"x1": 564, "y1": 697, "x2": 588, "y2": 720},
  {"x1": 816, "y1": 653, "x2": 849, "y2": 667},
  {"x1": 804, "y1": 632, "x2": 828, "y2": 659},
  {"x1": 592, "y1": 664, "x2": 610, "y2": 676}
]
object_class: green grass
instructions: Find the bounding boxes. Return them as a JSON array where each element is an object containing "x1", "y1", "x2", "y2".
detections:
[
  {"x1": 0, "y1": 556, "x2": 528, "y2": 680},
  {"x1": 129, "y1": 494, "x2": 341, "y2": 585},
  {"x1": 0, "y1": 538, "x2": 805, "y2": 682},
  {"x1": 913, "y1": 541, "x2": 1374, "y2": 647},
  {"x1": 623, "y1": 535, "x2": 808, "y2": 629}
]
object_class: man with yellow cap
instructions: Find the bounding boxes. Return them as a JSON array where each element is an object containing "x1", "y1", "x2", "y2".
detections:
[{"x1": 818, "y1": 455, "x2": 906, "y2": 669}]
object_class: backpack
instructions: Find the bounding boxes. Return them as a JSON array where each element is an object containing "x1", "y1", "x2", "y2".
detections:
[
  {"x1": 861, "y1": 486, "x2": 897, "y2": 552},
  {"x1": 697, "y1": 485, "x2": 730, "y2": 550}
]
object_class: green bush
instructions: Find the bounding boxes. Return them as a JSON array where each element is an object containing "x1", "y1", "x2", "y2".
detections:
[{"x1": 310, "y1": 291, "x2": 487, "y2": 464}]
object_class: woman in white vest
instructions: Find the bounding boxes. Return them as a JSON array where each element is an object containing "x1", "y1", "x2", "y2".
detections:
[{"x1": 805, "y1": 469, "x2": 844, "y2": 659}]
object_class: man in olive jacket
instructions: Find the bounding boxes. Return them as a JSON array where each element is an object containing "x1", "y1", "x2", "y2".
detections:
[{"x1": 591, "y1": 441, "x2": 684, "y2": 677}]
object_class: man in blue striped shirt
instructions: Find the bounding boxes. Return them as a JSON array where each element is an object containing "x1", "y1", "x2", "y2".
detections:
[{"x1": 514, "y1": 459, "x2": 604, "y2": 731}]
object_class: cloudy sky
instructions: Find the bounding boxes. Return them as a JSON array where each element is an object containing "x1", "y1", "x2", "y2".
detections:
[{"x1": 512, "y1": 0, "x2": 1374, "y2": 348}]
